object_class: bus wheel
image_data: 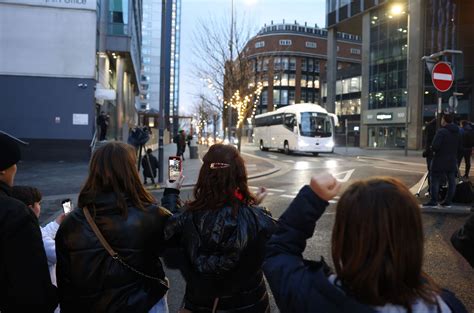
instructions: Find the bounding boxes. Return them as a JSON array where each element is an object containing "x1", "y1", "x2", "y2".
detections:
[
  {"x1": 284, "y1": 141, "x2": 291, "y2": 155},
  {"x1": 260, "y1": 140, "x2": 268, "y2": 151},
  {"x1": 312, "y1": 152, "x2": 319, "y2": 156}
]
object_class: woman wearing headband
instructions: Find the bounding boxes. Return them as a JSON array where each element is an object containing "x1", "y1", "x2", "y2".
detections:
[{"x1": 164, "y1": 144, "x2": 276, "y2": 313}]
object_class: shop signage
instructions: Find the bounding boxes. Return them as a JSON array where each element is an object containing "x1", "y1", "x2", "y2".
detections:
[
  {"x1": 376, "y1": 113, "x2": 393, "y2": 121},
  {"x1": 432, "y1": 62, "x2": 454, "y2": 92},
  {"x1": 0, "y1": 0, "x2": 96, "y2": 10}
]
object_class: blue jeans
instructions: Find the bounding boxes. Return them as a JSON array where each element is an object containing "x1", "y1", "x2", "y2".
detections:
[
  {"x1": 148, "y1": 295, "x2": 169, "y2": 313},
  {"x1": 430, "y1": 171, "x2": 456, "y2": 204}
]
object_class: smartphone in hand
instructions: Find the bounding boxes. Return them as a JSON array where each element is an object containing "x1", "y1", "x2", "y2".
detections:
[
  {"x1": 168, "y1": 156, "x2": 183, "y2": 182},
  {"x1": 61, "y1": 199, "x2": 72, "y2": 214}
]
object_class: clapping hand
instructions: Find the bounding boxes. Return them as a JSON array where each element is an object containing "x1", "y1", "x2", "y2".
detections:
[
  {"x1": 255, "y1": 187, "x2": 268, "y2": 205},
  {"x1": 309, "y1": 173, "x2": 341, "y2": 201}
]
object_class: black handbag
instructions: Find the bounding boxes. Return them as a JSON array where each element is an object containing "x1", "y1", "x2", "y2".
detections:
[{"x1": 83, "y1": 207, "x2": 169, "y2": 291}]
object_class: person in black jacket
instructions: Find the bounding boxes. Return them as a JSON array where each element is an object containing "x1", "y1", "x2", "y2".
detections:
[
  {"x1": 264, "y1": 174, "x2": 468, "y2": 313},
  {"x1": 55, "y1": 142, "x2": 172, "y2": 313},
  {"x1": 0, "y1": 131, "x2": 58, "y2": 313},
  {"x1": 142, "y1": 148, "x2": 159, "y2": 184},
  {"x1": 423, "y1": 118, "x2": 437, "y2": 193},
  {"x1": 451, "y1": 214, "x2": 474, "y2": 267},
  {"x1": 164, "y1": 143, "x2": 276, "y2": 313},
  {"x1": 457, "y1": 120, "x2": 473, "y2": 178},
  {"x1": 424, "y1": 114, "x2": 462, "y2": 207}
]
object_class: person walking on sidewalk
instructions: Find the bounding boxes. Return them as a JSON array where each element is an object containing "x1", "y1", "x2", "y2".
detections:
[
  {"x1": 164, "y1": 144, "x2": 276, "y2": 313},
  {"x1": 142, "y1": 148, "x2": 159, "y2": 184},
  {"x1": 0, "y1": 131, "x2": 58, "y2": 313},
  {"x1": 174, "y1": 129, "x2": 186, "y2": 160},
  {"x1": 264, "y1": 174, "x2": 467, "y2": 313},
  {"x1": 423, "y1": 114, "x2": 462, "y2": 208},
  {"x1": 458, "y1": 120, "x2": 473, "y2": 178},
  {"x1": 97, "y1": 111, "x2": 109, "y2": 141},
  {"x1": 55, "y1": 142, "x2": 171, "y2": 313}
]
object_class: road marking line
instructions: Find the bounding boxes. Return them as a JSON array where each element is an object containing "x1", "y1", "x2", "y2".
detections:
[
  {"x1": 373, "y1": 166, "x2": 425, "y2": 174},
  {"x1": 282, "y1": 160, "x2": 295, "y2": 163},
  {"x1": 329, "y1": 200, "x2": 338, "y2": 204},
  {"x1": 267, "y1": 188, "x2": 286, "y2": 192},
  {"x1": 267, "y1": 154, "x2": 278, "y2": 159},
  {"x1": 280, "y1": 194, "x2": 295, "y2": 198},
  {"x1": 333, "y1": 169, "x2": 355, "y2": 182}
]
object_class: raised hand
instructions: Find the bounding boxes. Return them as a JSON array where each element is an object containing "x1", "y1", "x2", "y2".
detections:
[{"x1": 309, "y1": 173, "x2": 341, "y2": 201}]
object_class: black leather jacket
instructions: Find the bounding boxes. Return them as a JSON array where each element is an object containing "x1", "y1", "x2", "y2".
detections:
[
  {"x1": 0, "y1": 181, "x2": 57, "y2": 313},
  {"x1": 164, "y1": 200, "x2": 277, "y2": 313},
  {"x1": 56, "y1": 193, "x2": 171, "y2": 313}
]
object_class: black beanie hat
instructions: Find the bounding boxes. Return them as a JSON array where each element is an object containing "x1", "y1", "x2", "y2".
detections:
[{"x1": 0, "y1": 131, "x2": 28, "y2": 171}]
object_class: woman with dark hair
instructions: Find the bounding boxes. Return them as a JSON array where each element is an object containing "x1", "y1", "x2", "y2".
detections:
[
  {"x1": 164, "y1": 143, "x2": 276, "y2": 313},
  {"x1": 56, "y1": 142, "x2": 172, "y2": 313},
  {"x1": 264, "y1": 174, "x2": 467, "y2": 313}
]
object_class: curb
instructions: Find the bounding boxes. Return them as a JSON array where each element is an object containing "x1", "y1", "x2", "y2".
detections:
[{"x1": 421, "y1": 206, "x2": 472, "y2": 215}]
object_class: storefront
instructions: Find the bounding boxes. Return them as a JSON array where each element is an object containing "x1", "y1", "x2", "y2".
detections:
[{"x1": 363, "y1": 108, "x2": 407, "y2": 149}]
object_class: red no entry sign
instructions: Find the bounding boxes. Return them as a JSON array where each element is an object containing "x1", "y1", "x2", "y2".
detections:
[{"x1": 432, "y1": 62, "x2": 454, "y2": 92}]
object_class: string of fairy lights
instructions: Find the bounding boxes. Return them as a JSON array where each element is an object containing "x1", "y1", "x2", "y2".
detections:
[{"x1": 224, "y1": 82, "x2": 264, "y2": 127}]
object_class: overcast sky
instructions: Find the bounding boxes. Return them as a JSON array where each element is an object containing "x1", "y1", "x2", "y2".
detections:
[{"x1": 178, "y1": 0, "x2": 327, "y2": 113}]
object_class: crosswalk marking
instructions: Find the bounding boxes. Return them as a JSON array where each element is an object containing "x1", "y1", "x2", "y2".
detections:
[{"x1": 267, "y1": 154, "x2": 278, "y2": 159}]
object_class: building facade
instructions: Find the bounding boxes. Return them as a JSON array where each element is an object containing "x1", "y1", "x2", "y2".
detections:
[
  {"x1": 0, "y1": 0, "x2": 143, "y2": 160},
  {"x1": 326, "y1": 0, "x2": 474, "y2": 149},
  {"x1": 244, "y1": 21, "x2": 362, "y2": 115},
  {"x1": 0, "y1": 0, "x2": 97, "y2": 160}
]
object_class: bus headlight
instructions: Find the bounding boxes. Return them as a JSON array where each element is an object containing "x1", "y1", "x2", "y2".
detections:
[{"x1": 325, "y1": 141, "x2": 335, "y2": 148}]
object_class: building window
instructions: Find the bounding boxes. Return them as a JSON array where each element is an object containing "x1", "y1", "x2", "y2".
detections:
[
  {"x1": 273, "y1": 89, "x2": 280, "y2": 105},
  {"x1": 263, "y1": 58, "x2": 270, "y2": 71},
  {"x1": 289, "y1": 90, "x2": 295, "y2": 105},
  {"x1": 301, "y1": 75, "x2": 307, "y2": 88},
  {"x1": 281, "y1": 57, "x2": 289, "y2": 70},
  {"x1": 281, "y1": 90, "x2": 289, "y2": 105},
  {"x1": 274, "y1": 57, "x2": 282, "y2": 71},
  {"x1": 307, "y1": 75, "x2": 314, "y2": 88},
  {"x1": 262, "y1": 73, "x2": 269, "y2": 87},
  {"x1": 273, "y1": 73, "x2": 281, "y2": 86},
  {"x1": 261, "y1": 90, "x2": 268, "y2": 105},
  {"x1": 255, "y1": 41, "x2": 265, "y2": 48},
  {"x1": 289, "y1": 57, "x2": 296, "y2": 71},
  {"x1": 301, "y1": 90, "x2": 307, "y2": 103},
  {"x1": 301, "y1": 58, "x2": 307, "y2": 71},
  {"x1": 281, "y1": 74, "x2": 289, "y2": 86},
  {"x1": 289, "y1": 74, "x2": 296, "y2": 86},
  {"x1": 308, "y1": 59, "x2": 314, "y2": 72},
  {"x1": 279, "y1": 39, "x2": 292, "y2": 46},
  {"x1": 351, "y1": 48, "x2": 361, "y2": 55},
  {"x1": 305, "y1": 41, "x2": 317, "y2": 48}
]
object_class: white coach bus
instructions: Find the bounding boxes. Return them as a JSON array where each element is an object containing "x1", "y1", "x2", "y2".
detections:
[{"x1": 254, "y1": 103, "x2": 338, "y2": 156}]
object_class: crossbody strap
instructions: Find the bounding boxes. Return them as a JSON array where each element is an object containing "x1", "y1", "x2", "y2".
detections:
[{"x1": 82, "y1": 206, "x2": 169, "y2": 287}]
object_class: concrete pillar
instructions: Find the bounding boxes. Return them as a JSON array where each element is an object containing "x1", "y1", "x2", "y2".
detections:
[
  {"x1": 360, "y1": 12, "x2": 371, "y2": 148},
  {"x1": 407, "y1": 0, "x2": 425, "y2": 150},
  {"x1": 326, "y1": 28, "x2": 337, "y2": 113},
  {"x1": 116, "y1": 57, "x2": 124, "y2": 141}
]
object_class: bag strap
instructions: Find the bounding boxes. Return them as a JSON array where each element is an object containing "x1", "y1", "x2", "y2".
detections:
[
  {"x1": 83, "y1": 206, "x2": 118, "y2": 258},
  {"x1": 82, "y1": 206, "x2": 169, "y2": 288}
]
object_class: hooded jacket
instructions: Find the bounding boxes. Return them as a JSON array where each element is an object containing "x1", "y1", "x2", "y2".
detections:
[
  {"x1": 264, "y1": 186, "x2": 467, "y2": 313},
  {"x1": 0, "y1": 181, "x2": 58, "y2": 313},
  {"x1": 164, "y1": 199, "x2": 277, "y2": 312},
  {"x1": 430, "y1": 123, "x2": 462, "y2": 172},
  {"x1": 451, "y1": 214, "x2": 474, "y2": 268},
  {"x1": 55, "y1": 193, "x2": 171, "y2": 313}
]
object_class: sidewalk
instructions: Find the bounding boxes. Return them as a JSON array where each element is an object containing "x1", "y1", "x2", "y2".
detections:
[{"x1": 14, "y1": 143, "x2": 279, "y2": 225}]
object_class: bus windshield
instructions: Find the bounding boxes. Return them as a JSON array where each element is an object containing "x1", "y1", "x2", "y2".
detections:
[{"x1": 299, "y1": 112, "x2": 332, "y2": 137}]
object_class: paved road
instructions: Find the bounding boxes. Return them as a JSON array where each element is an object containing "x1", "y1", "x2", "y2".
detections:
[{"x1": 160, "y1": 145, "x2": 473, "y2": 312}]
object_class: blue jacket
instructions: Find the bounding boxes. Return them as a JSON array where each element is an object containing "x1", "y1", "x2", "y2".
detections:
[
  {"x1": 430, "y1": 123, "x2": 462, "y2": 172},
  {"x1": 263, "y1": 186, "x2": 467, "y2": 313}
]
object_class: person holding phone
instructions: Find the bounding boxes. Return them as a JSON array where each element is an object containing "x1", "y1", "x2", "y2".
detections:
[
  {"x1": 55, "y1": 142, "x2": 172, "y2": 313},
  {"x1": 164, "y1": 144, "x2": 276, "y2": 313},
  {"x1": 264, "y1": 174, "x2": 467, "y2": 313}
]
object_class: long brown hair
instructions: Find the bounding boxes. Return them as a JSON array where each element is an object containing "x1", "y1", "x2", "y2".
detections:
[
  {"x1": 78, "y1": 142, "x2": 155, "y2": 216},
  {"x1": 187, "y1": 144, "x2": 255, "y2": 213},
  {"x1": 331, "y1": 177, "x2": 439, "y2": 309}
]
